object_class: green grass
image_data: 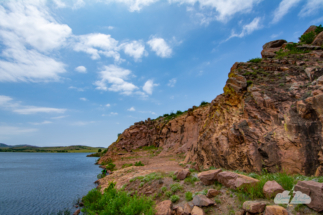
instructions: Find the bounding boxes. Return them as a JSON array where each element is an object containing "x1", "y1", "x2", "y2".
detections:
[
  {"x1": 122, "y1": 163, "x2": 133, "y2": 168},
  {"x1": 315, "y1": 24, "x2": 323, "y2": 34},
  {"x1": 170, "y1": 195, "x2": 180, "y2": 203},
  {"x1": 130, "y1": 172, "x2": 163, "y2": 185},
  {"x1": 247, "y1": 80, "x2": 253, "y2": 86},
  {"x1": 200, "y1": 101, "x2": 209, "y2": 106},
  {"x1": 134, "y1": 161, "x2": 144, "y2": 166},
  {"x1": 275, "y1": 43, "x2": 310, "y2": 60},
  {"x1": 185, "y1": 191, "x2": 193, "y2": 201},
  {"x1": 184, "y1": 176, "x2": 199, "y2": 185},
  {"x1": 161, "y1": 186, "x2": 167, "y2": 193},
  {"x1": 170, "y1": 183, "x2": 183, "y2": 193},
  {"x1": 81, "y1": 183, "x2": 155, "y2": 215},
  {"x1": 106, "y1": 163, "x2": 116, "y2": 171},
  {"x1": 165, "y1": 191, "x2": 172, "y2": 197},
  {"x1": 299, "y1": 31, "x2": 316, "y2": 44},
  {"x1": 0, "y1": 145, "x2": 102, "y2": 153},
  {"x1": 248, "y1": 58, "x2": 262, "y2": 63}
]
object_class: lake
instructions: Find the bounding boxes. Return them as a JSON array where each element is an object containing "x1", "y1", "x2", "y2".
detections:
[{"x1": 0, "y1": 152, "x2": 100, "y2": 215}]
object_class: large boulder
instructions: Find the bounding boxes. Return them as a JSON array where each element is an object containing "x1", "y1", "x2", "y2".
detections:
[
  {"x1": 191, "y1": 206, "x2": 205, "y2": 215},
  {"x1": 155, "y1": 200, "x2": 173, "y2": 215},
  {"x1": 263, "y1": 205, "x2": 288, "y2": 215},
  {"x1": 312, "y1": 31, "x2": 323, "y2": 46},
  {"x1": 197, "y1": 169, "x2": 222, "y2": 185},
  {"x1": 261, "y1": 47, "x2": 281, "y2": 58},
  {"x1": 183, "y1": 202, "x2": 192, "y2": 215},
  {"x1": 294, "y1": 180, "x2": 323, "y2": 212},
  {"x1": 176, "y1": 169, "x2": 190, "y2": 180},
  {"x1": 303, "y1": 25, "x2": 317, "y2": 35},
  {"x1": 263, "y1": 181, "x2": 284, "y2": 198},
  {"x1": 263, "y1": 40, "x2": 287, "y2": 49},
  {"x1": 192, "y1": 195, "x2": 215, "y2": 207},
  {"x1": 217, "y1": 171, "x2": 259, "y2": 190},
  {"x1": 175, "y1": 206, "x2": 184, "y2": 215},
  {"x1": 242, "y1": 201, "x2": 266, "y2": 213},
  {"x1": 225, "y1": 75, "x2": 247, "y2": 93}
]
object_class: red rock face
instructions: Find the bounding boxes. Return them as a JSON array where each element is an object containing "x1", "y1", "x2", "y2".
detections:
[{"x1": 101, "y1": 34, "x2": 323, "y2": 177}]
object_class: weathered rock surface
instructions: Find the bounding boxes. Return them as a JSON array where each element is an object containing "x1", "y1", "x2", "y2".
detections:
[
  {"x1": 235, "y1": 210, "x2": 245, "y2": 215},
  {"x1": 192, "y1": 194, "x2": 215, "y2": 207},
  {"x1": 72, "y1": 209, "x2": 80, "y2": 215},
  {"x1": 303, "y1": 25, "x2": 317, "y2": 35},
  {"x1": 263, "y1": 205, "x2": 288, "y2": 215},
  {"x1": 197, "y1": 169, "x2": 222, "y2": 185},
  {"x1": 312, "y1": 31, "x2": 323, "y2": 46},
  {"x1": 206, "y1": 189, "x2": 221, "y2": 198},
  {"x1": 217, "y1": 171, "x2": 259, "y2": 189},
  {"x1": 176, "y1": 169, "x2": 190, "y2": 180},
  {"x1": 294, "y1": 180, "x2": 323, "y2": 212},
  {"x1": 183, "y1": 202, "x2": 192, "y2": 215},
  {"x1": 242, "y1": 201, "x2": 266, "y2": 213},
  {"x1": 100, "y1": 25, "x2": 323, "y2": 177},
  {"x1": 155, "y1": 200, "x2": 173, "y2": 215},
  {"x1": 191, "y1": 206, "x2": 205, "y2": 215},
  {"x1": 263, "y1": 40, "x2": 287, "y2": 49},
  {"x1": 175, "y1": 206, "x2": 184, "y2": 215},
  {"x1": 263, "y1": 180, "x2": 284, "y2": 198}
]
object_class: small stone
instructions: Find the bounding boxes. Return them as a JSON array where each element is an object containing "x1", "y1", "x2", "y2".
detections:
[
  {"x1": 156, "y1": 200, "x2": 173, "y2": 215},
  {"x1": 176, "y1": 169, "x2": 191, "y2": 180},
  {"x1": 235, "y1": 210, "x2": 245, "y2": 215},
  {"x1": 242, "y1": 201, "x2": 266, "y2": 213},
  {"x1": 197, "y1": 169, "x2": 222, "y2": 185},
  {"x1": 206, "y1": 189, "x2": 221, "y2": 198},
  {"x1": 183, "y1": 202, "x2": 192, "y2": 215},
  {"x1": 263, "y1": 181, "x2": 284, "y2": 198},
  {"x1": 264, "y1": 205, "x2": 288, "y2": 215},
  {"x1": 175, "y1": 206, "x2": 184, "y2": 215},
  {"x1": 192, "y1": 194, "x2": 215, "y2": 207},
  {"x1": 191, "y1": 206, "x2": 205, "y2": 215},
  {"x1": 73, "y1": 209, "x2": 80, "y2": 215}
]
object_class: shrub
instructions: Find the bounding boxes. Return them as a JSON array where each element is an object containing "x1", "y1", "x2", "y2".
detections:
[
  {"x1": 200, "y1": 101, "x2": 208, "y2": 106},
  {"x1": 161, "y1": 186, "x2": 167, "y2": 193},
  {"x1": 170, "y1": 195, "x2": 180, "y2": 203},
  {"x1": 248, "y1": 58, "x2": 262, "y2": 63},
  {"x1": 135, "y1": 161, "x2": 144, "y2": 166},
  {"x1": 185, "y1": 191, "x2": 193, "y2": 201},
  {"x1": 315, "y1": 24, "x2": 323, "y2": 35},
  {"x1": 98, "y1": 149, "x2": 102, "y2": 153},
  {"x1": 106, "y1": 163, "x2": 116, "y2": 171},
  {"x1": 97, "y1": 173, "x2": 105, "y2": 179},
  {"x1": 170, "y1": 183, "x2": 183, "y2": 193},
  {"x1": 81, "y1": 183, "x2": 155, "y2": 215},
  {"x1": 184, "y1": 176, "x2": 199, "y2": 185},
  {"x1": 165, "y1": 191, "x2": 172, "y2": 197},
  {"x1": 163, "y1": 114, "x2": 169, "y2": 117},
  {"x1": 247, "y1": 80, "x2": 253, "y2": 86},
  {"x1": 299, "y1": 31, "x2": 316, "y2": 44},
  {"x1": 176, "y1": 110, "x2": 183, "y2": 115},
  {"x1": 122, "y1": 163, "x2": 133, "y2": 168}
]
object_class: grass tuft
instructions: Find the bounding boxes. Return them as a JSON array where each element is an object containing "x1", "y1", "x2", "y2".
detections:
[{"x1": 185, "y1": 191, "x2": 193, "y2": 201}]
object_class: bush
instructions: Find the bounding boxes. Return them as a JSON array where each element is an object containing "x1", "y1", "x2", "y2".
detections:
[
  {"x1": 184, "y1": 176, "x2": 199, "y2": 185},
  {"x1": 98, "y1": 149, "x2": 102, "y2": 153},
  {"x1": 165, "y1": 191, "x2": 172, "y2": 197},
  {"x1": 247, "y1": 80, "x2": 253, "y2": 86},
  {"x1": 122, "y1": 163, "x2": 133, "y2": 168},
  {"x1": 97, "y1": 173, "x2": 105, "y2": 179},
  {"x1": 170, "y1": 195, "x2": 180, "y2": 203},
  {"x1": 185, "y1": 191, "x2": 193, "y2": 201},
  {"x1": 299, "y1": 31, "x2": 316, "y2": 44},
  {"x1": 135, "y1": 161, "x2": 144, "y2": 166},
  {"x1": 248, "y1": 58, "x2": 262, "y2": 63},
  {"x1": 106, "y1": 163, "x2": 116, "y2": 171},
  {"x1": 315, "y1": 24, "x2": 323, "y2": 35},
  {"x1": 161, "y1": 186, "x2": 167, "y2": 193},
  {"x1": 170, "y1": 183, "x2": 183, "y2": 193},
  {"x1": 176, "y1": 110, "x2": 183, "y2": 115},
  {"x1": 81, "y1": 183, "x2": 155, "y2": 215},
  {"x1": 200, "y1": 101, "x2": 208, "y2": 106}
]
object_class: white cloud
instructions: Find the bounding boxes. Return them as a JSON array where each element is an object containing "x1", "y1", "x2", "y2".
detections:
[
  {"x1": 110, "y1": 112, "x2": 118, "y2": 115},
  {"x1": 73, "y1": 33, "x2": 121, "y2": 61},
  {"x1": 106, "y1": 103, "x2": 111, "y2": 107},
  {"x1": 299, "y1": 0, "x2": 323, "y2": 17},
  {"x1": 226, "y1": 17, "x2": 262, "y2": 41},
  {"x1": 0, "y1": 1, "x2": 70, "y2": 82},
  {"x1": 51, "y1": 115, "x2": 68, "y2": 119},
  {"x1": 75, "y1": 66, "x2": 87, "y2": 73},
  {"x1": 143, "y1": 79, "x2": 159, "y2": 95},
  {"x1": 0, "y1": 95, "x2": 66, "y2": 115},
  {"x1": 167, "y1": 78, "x2": 177, "y2": 87},
  {"x1": 94, "y1": 65, "x2": 139, "y2": 95},
  {"x1": 121, "y1": 40, "x2": 147, "y2": 61},
  {"x1": 53, "y1": 0, "x2": 67, "y2": 8},
  {"x1": 69, "y1": 86, "x2": 85, "y2": 91},
  {"x1": 147, "y1": 37, "x2": 172, "y2": 58},
  {"x1": 71, "y1": 121, "x2": 95, "y2": 126},
  {"x1": 107, "y1": 26, "x2": 114, "y2": 30},
  {"x1": 272, "y1": 0, "x2": 301, "y2": 23},
  {"x1": 109, "y1": 0, "x2": 261, "y2": 22},
  {"x1": 128, "y1": 107, "x2": 135, "y2": 111},
  {"x1": 72, "y1": 0, "x2": 85, "y2": 10},
  {"x1": 80, "y1": 97, "x2": 87, "y2": 101},
  {"x1": 30, "y1": 120, "x2": 52, "y2": 125},
  {"x1": 0, "y1": 126, "x2": 37, "y2": 137}
]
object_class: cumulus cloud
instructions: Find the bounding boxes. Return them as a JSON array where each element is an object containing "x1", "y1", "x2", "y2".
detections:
[
  {"x1": 147, "y1": 37, "x2": 172, "y2": 58},
  {"x1": 71, "y1": 121, "x2": 95, "y2": 126},
  {"x1": 108, "y1": 0, "x2": 160, "y2": 12},
  {"x1": 53, "y1": 0, "x2": 67, "y2": 8},
  {"x1": 272, "y1": 0, "x2": 301, "y2": 23},
  {"x1": 226, "y1": 17, "x2": 262, "y2": 41},
  {"x1": 30, "y1": 120, "x2": 52, "y2": 125},
  {"x1": 143, "y1": 79, "x2": 159, "y2": 95},
  {"x1": 167, "y1": 78, "x2": 177, "y2": 87},
  {"x1": 94, "y1": 65, "x2": 139, "y2": 95},
  {"x1": 299, "y1": 0, "x2": 323, "y2": 17},
  {"x1": 106, "y1": 103, "x2": 111, "y2": 107},
  {"x1": 75, "y1": 66, "x2": 87, "y2": 73},
  {"x1": 69, "y1": 86, "x2": 85, "y2": 91},
  {"x1": 0, "y1": 95, "x2": 66, "y2": 115},
  {"x1": 0, "y1": 1, "x2": 70, "y2": 82},
  {"x1": 72, "y1": 0, "x2": 85, "y2": 10},
  {"x1": 127, "y1": 107, "x2": 135, "y2": 111},
  {"x1": 110, "y1": 112, "x2": 118, "y2": 115},
  {"x1": 121, "y1": 40, "x2": 147, "y2": 61},
  {"x1": 80, "y1": 97, "x2": 87, "y2": 101}
]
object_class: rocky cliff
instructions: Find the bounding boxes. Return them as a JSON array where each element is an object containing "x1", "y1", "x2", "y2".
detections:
[{"x1": 100, "y1": 25, "x2": 323, "y2": 176}]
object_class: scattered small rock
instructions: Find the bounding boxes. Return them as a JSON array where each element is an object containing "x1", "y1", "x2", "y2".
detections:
[
  {"x1": 73, "y1": 209, "x2": 80, "y2": 215},
  {"x1": 242, "y1": 201, "x2": 266, "y2": 213},
  {"x1": 235, "y1": 210, "x2": 245, "y2": 215},
  {"x1": 206, "y1": 189, "x2": 221, "y2": 198},
  {"x1": 183, "y1": 202, "x2": 192, "y2": 215},
  {"x1": 191, "y1": 206, "x2": 205, "y2": 215},
  {"x1": 192, "y1": 194, "x2": 215, "y2": 207},
  {"x1": 263, "y1": 205, "x2": 288, "y2": 215},
  {"x1": 175, "y1": 206, "x2": 184, "y2": 215},
  {"x1": 176, "y1": 169, "x2": 190, "y2": 180},
  {"x1": 263, "y1": 181, "x2": 284, "y2": 198},
  {"x1": 197, "y1": 169, "x2": 222, "y2": 185},
  {"x1": 155, "y1": 200, "x2": 173, "y2": 215}
]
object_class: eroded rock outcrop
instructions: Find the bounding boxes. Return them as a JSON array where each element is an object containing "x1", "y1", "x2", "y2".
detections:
[{"x1": 100, "y1": 26, "x2": 323, "y2": 177}]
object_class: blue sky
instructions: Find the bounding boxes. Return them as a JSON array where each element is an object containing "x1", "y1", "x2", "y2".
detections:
[{"x1": 0, "y1": 0, "x2": 322, "y2": 147}]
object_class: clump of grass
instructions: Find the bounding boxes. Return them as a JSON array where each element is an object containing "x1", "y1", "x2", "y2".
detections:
[
  {"x1": 122, "y1": 163, "x2": 133, "y2": 168},
  {"x1": 161, "y1": 186, "x2": 167, "y2": 193},
  {"x1": 248, "y1": 58, "x2": 262, "y2": 63},
  {"x1": 247, "y1": 80, "x2": 253, "y2": 86},
  {"x1": 165, "y1": 191, "x2": 172, "y2": 198},
  {"x1": 184, "y1": 176, "x2": 199, "y2": 185},
  {"x1": 106, "y1": 163, "x2": 116, "y2": 171},
  {"x1": 214, "y1": 197, "x2": 221, "y2": 204},
  {"x1": 214, "y1": 181, "x2": 223, "y2": 190},
  {"x1": 141, "y1": 146, "x2": 158, "y2": 150},
  {"x1": 130, "y1": 172, "x2": 162, "y2": 185},
  {"x1": 81, "y1": 182, "x2": 155, "y2": 215},
  {"x1": 200, "y1": 101, "x2": 209, "y2": 106},
  {"x1": 170, "y1": 183, "x2": 183, "y2": 193},
  {"x1": 170, "y1": 195, "x2": 180, "y2": 203},
  {"x1": 185, "y1": 191, "x2": 193, "y2": 201},
  {"x1": 135, "y1": 161, "x2": 144, "y2": 166}
]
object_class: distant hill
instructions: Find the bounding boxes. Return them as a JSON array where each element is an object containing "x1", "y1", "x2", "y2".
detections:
[
  {"x1": 0, "y1": 144, "x2": 37, "y2": 148},
  {"x1": 0, "y1": 143, "x2": 9, "y2": 147},
  {"x1": 0, "y1": 145, "x2": 104, "y2": 153}
]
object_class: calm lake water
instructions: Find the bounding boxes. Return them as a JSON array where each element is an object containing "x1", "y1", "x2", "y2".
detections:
[{"x1": 0, "y1": 152, "x2": 100, "y2": 215}]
